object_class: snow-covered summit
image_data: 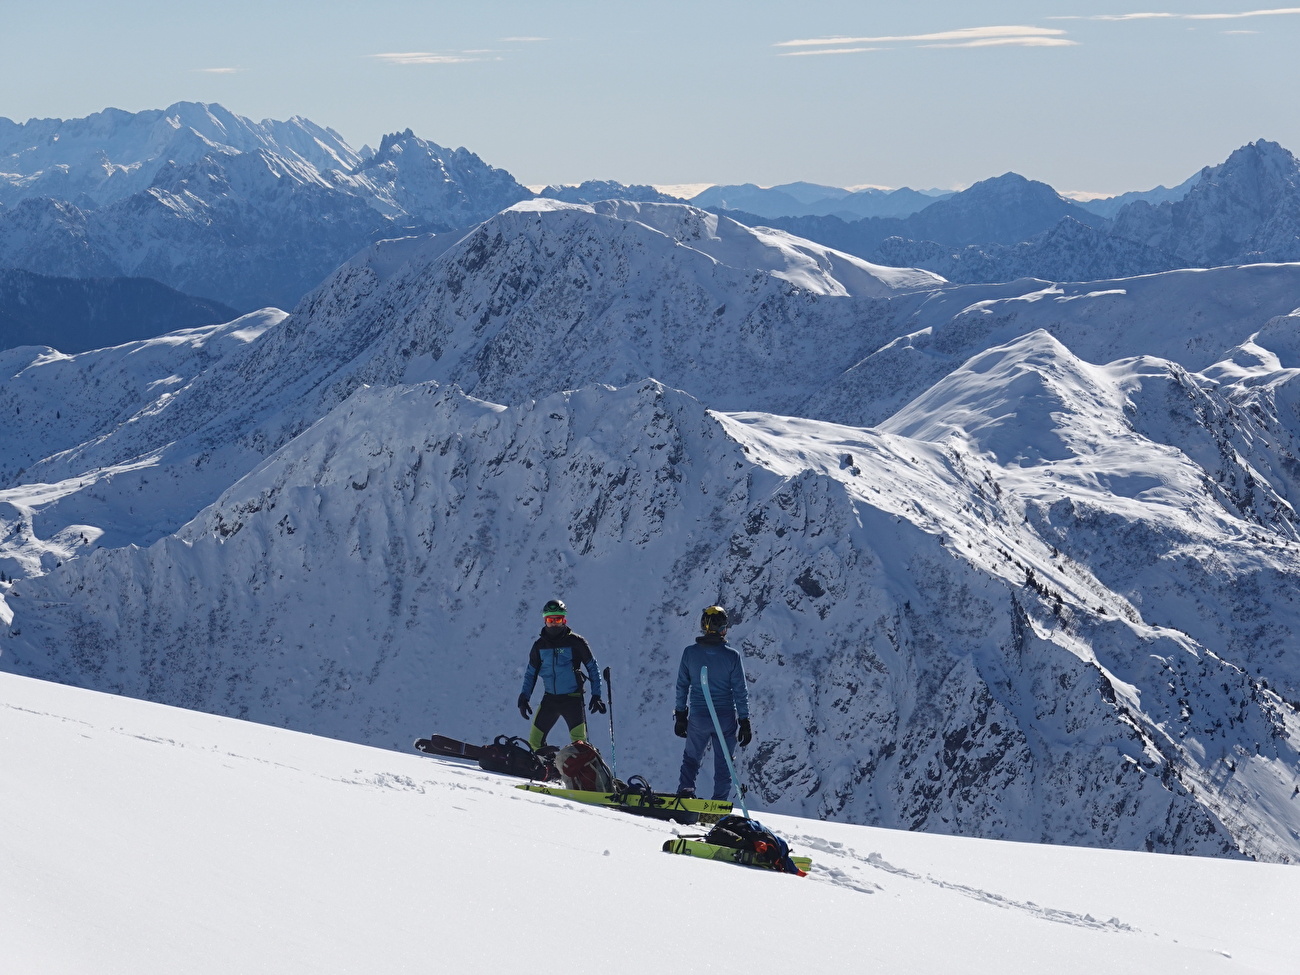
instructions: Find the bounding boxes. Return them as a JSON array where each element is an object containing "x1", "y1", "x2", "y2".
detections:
[
  {"x1": 0, "y1": 101, "x2": 360, "y2": 208},
  {"x1": 503, "y1": 198, "x2": 944, "y2": 296}
]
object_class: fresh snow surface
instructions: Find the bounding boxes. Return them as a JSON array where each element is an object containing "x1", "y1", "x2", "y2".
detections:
[{"x1": 3, "y1": 671, "x2": 1296, "y2": 975}]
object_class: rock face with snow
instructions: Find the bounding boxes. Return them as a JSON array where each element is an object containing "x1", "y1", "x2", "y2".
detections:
[
  {"x1": 349, "y1": 129, "x2": 532, "y2": 230},
  {"x1": 1111, "y1": 140, "x2": 1300, "y2": 266},
  {"x1": 0, "y1": 102, "x2": 362, "y2": 209},
  {"x1": 2, "y1": 199, "x2": 1299, "y2": 864},
  {"x1": 873, "y1": 218, "x2": 1176, "y2": 285}
]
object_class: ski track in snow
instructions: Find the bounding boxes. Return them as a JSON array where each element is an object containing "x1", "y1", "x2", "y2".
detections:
[
  {"x1": 402, "y1": 752, "x2": 1145, "y2": 936},
  {"x1": 788, "y1": 832, "x2": 1139, "y2": 933}
]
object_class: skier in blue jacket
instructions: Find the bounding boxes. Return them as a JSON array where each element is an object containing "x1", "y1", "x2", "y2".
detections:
[
  {"x1": 518, "y1": 598, "x2": 605, "y2": 750},
  {"x1": 673, "y1": 605, "x2": 751, "y2": 800}
]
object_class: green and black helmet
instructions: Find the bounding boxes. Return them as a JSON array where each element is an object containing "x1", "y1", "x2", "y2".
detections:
[
  {"x1": 542, "y1": 599, "x2": 569, "y2": 627},
  {"x1": 700, "y1": 605, "x2": 729, "y2": 634}
]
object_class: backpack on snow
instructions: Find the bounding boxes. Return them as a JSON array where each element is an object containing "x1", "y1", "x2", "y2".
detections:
[
  {"x1": 477, "y1": 735, "x2": 555, "y2": 781},
  {"x1": 554, "y1": 740, "x2": 616, "y2": 792},
  {"x1": 704, "y1": 815, "x2": 804, "y2": 875}
]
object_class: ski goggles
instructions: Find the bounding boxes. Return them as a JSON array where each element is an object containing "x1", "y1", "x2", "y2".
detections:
[{"x1": 544, "y1": 615, "x2": 567, "y2": 626}]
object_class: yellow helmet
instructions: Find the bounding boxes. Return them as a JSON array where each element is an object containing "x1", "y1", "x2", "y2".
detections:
[{"x1": 700, "y1": 605, "x2": 729, "y2": 633}]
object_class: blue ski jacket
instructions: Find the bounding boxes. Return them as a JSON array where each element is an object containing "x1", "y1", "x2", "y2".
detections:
[
  {"x1": 520, "y1": 627, "x2": 602, "y2": 699},
  {"x1": 675, "y1": 635, "x2": 748, "y2": 719}
]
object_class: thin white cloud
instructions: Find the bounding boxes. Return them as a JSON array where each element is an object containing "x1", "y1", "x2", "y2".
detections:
[
  {"x1": 776, "y1": 25, "x2": 1073, "y2": 53},
  {"x1": 780, "y1": 46, "x2": 884, "y2": 57},
  {"x1": 1054, "y1": 7, "x2": 1300, "y2": 20},
  {"x1": 1187, "y1": 5, "x2": 1300, "y2": 17},
  {"x1": 196, "y1": 67, "x2": 241, "y2": 74},
  {"x1": 922, "y1": 36, "x2": 1078, "y2": 48},
  {"x1": 371, "y1": 52, "x2": 492, "y2": 65},
  {"x1": 1052, "y1": 11, "x2": 1178, "y2": 18}
]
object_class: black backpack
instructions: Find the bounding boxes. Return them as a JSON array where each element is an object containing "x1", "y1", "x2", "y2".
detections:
[
  {"x1": 477, "y1": 736, "x2": 556, "y2": 780},
  {"x1": 704, "y1": 815, "x2": 804, "y2": 875}
]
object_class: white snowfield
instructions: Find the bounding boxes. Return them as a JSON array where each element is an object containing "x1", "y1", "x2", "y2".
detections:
[{"x1": 2, "y1": 672, "x2": 1295, "y2": 975}]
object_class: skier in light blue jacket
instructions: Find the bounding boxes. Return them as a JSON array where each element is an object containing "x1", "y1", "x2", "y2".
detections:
[
  {"x1": 673, "y1": 605, "x2": 751, "y2": 800},
  {"x1": 518, "y1": 598, "x2": 605, "y2": 749}
]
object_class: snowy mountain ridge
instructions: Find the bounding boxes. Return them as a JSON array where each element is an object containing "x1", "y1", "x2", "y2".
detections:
[{"x1": 2, "y1": 199, "x2": 1299, "y2": 862}]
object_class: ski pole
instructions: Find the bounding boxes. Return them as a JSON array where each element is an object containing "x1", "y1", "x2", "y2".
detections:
[
  {"x1": 603, "y1": 665, "x2": 618, "y2": 781},
  {"x1": 700, "y1": 665, "x2": 750, "y2": 819}
]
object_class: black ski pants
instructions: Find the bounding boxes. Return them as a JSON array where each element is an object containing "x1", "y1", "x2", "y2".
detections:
[{"x1": 528, "y1": 692, "x2": 587, "y2": 748}]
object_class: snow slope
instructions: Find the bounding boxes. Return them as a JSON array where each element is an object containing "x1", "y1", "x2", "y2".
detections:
[{"x1": 3, "y1": 671, "x2": 1295, "y2": 975}]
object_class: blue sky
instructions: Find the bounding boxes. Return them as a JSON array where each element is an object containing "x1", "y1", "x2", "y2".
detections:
[{"x1": 5, "y1": 1, "x2": 1300, "y2": 196}]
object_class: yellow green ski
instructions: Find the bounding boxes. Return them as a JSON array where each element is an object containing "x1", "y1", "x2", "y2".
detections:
[
  {"x1": 516, "y1": 782, "x2": 732, "y2": 824},
  {"x1": 662, "y1": 837, "x2": 812, "y2": 874}
]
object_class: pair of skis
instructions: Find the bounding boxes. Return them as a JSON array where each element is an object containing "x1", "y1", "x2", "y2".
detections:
[
  {"x1": 662, "y1": 837, "x2": 813, "y2": 874},
  {"x1": 661, "y1": 665, "x2": 807, "y2": 874},
  {"x1": 514, "y1": 667, "x2": 730, "y2": 825}
]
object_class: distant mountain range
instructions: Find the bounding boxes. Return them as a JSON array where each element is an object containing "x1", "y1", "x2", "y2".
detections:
[
  {"x1": 686, "y1": 175, "x2": 1200, "y2": 223},
  {"x1": 687, "y1": 181, "x2": 953, "y2": 220},
  {"x1": 0, "y1": 103, "x2": 532, "y2": 315},
  {"x1": 4, "y1": 104, "x2": 1300, "y2": 349},
  {"x1": 538, "y1": 180, "x2": 684, "y2": 205},
  {"x1": 714, "y1": 142, "x2": 1300, "y2": 284}
]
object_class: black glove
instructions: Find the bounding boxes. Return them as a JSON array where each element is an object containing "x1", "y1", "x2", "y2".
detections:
[
  {"x1": 737, "y1": 718, "x2": 752, "y2": 747},
  {"x1": 517, "y1": 694, "x2": 532, "y2": 720},
  {"x1": 674, "y1": 710, "x2": 688, "y2": 738},
  {"x1": 589, "y1": 696, "x2": 606, "y2": 714}
]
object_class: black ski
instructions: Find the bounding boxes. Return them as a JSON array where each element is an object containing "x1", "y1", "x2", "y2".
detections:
[
  {"x1": 413, "y1": 734, "x2": 487, "y2": 760},
  {"x1": 416, "y1": 734, "x2": 559, "y2": 782}
]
